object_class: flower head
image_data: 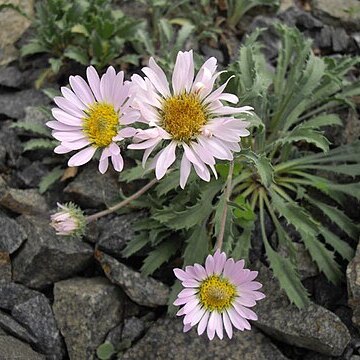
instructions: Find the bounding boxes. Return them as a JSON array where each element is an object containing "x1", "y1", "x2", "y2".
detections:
[
  {"x1": 50, "y1": 202, "x2": 86, "y2": 237},
  {"x1": 173, "y1": 250, "x2": 265, "y2": 340},
  {"x1": 129, "y1": 50, "x2": 252, "y2": 188},
  {"x1": 47, "y1": 66, "x2": 139, "y2": 173}
]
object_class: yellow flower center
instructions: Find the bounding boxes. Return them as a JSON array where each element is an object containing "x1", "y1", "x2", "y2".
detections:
[
  {"x1": 83, "y1": 103, "x2": 119, "y2": 148},
  {"x1": 199, "y1": 275, "x2": 237, "y2": 312},
  {"x1": 160, "y1": 93, "x2": 207, "y2": 142}
]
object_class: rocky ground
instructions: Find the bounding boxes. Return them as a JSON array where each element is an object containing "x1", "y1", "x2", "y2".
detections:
[{"x1": 0, "y1": 0, "x2": 360, "y2": 359}]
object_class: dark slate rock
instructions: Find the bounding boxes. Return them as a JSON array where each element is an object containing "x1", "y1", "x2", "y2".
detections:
[
  {"x1": 200, "y1": 45, "x2": 224, "y2": 64},
  {"x1": 53, "y1": 277, "x2": 124, "y2": 360},
  {"x1": 12, "y1": 294, "x2": 65, "y2": 359},
  {"x1": 105, "y1": 323, "x2": 123, "y2": 350},
  {"x1": 95, "y1": 251, "x2": 169, "y2": 307},
  {"x1": 122, "y1": 317, "x2": 288, "y2": 360},
  {"x1": 0, "y1": 66, "x2": 24, "y2": 88},
  {"x1": 0, "y1": 120, "x2": 22, "y2": 168},
  {"x1": 96, "y1": 212, "x2": 146, "y2": 258},
  {"x1": 312, "y1": 0, "x2": 360, "y2": 31},
  {"x1": 332, "y1": 27, "x2": 350, "y2": 52},
  {"x1": 0, "y1": 251, "x2": 11, "y2": 283},
  {"x1": 0, "y1": 282, "x2": 40, "y2": 311},
  {"x1": 0, "y1": 335, "x2": 45, "y2": 360},
  {"x1": 0, "y1": 176, "x2": 48, "y2": 215},
  {"x1": 121, "y1": 317, "x2": 145, "y2": 343},
  {"x1": 347, "y1": 242, "x2": 360, "y2": 329},
  {"x1": 17, "y1": 161, "x2": 47, "y2": 188},
  {"x1": 0, "y1": 309, "x2": 38, "y2": 345},
  {"x1": 64, "y1": 163, "x2": 119, "y2": 208},
  {"x1": 0, "y1": 212, "x2": 26, "y2": 253},
  {"x1": 0, "y1": 89, "x2": 49, "y2": 119},
  {"x1": 279, "y1": 6, "x2": 323, "y2": 29},
  {"x1": 12, "y1": 215, "x2": 93, "y2": 289},
  {"x1": 254, "y1": 263, "x2": 351, "y2": 356}
]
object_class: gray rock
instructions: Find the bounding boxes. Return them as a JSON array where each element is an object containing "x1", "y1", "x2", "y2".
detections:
[
  {"x1": 347, "y1": 242, "x2": 360, "y2": 329},
  {"x1": 0, "y1": 335, "x2": 45, "y2": 360},
  {"x1": 122, "y1": 317, "x2": 145, "y2": 343},
  {"x1": 0, "y1": 176, "x2": 48, "y2": 215},
  {"x1": 279, "y1": 243, "x2": 318, "y2": 280},
  {"x1": 0, "y1": 251, "x2": 11, "y2": 283},
  {"x1": 12, "y1": 215, "x2": 93, "y2": 289},
  {"x1": 96, "y1": 212, "x2": 146, "y2": 258},
  {"x1": 122, "y1": 317, "x2": 288, "y2": 360},
  {"x1": 200, "y1": 45, "x2": 224, "y2": 64},
  {"x1": 95, "y1": 251, "x2": 169, "y2": 307},
  {"x1": 0, "y1": 121, "x2": 22, "y2": 167},
  {"x1": 279, "y1": 7, "x2": 323, "y2": 29},
  {"x1": 12, "y1": 294, "x2": 65, "y2": 359},
  {"x1": 0, "y1": 283, "x2": 40, "y2": 311},
  {"x1": 105, "y1": 324, "x2": 123, "y2": 350},
  {"x1": 23, "y1": 106, "x2": 51, "y2": 128},
  {"x1": 0, "y1": 309, "x2": 38, "y2": 345},
  {"x1": 0, "y1": 89, "x2": 49, "y2": 119},
  {"x1": 312, "y1": 0, "x2": 360, "y2": 30},
  {"x1": 0, "y1": 66, "x2": 24, "y2": 88},
  {"x1": 0, "y1": 0, "x2": 34, "y2": 66},
  {"x1": 255, "y1": 263, "x2": 351, "y2": 356},
  {"x1": 53, "y1": 277, "x2": 124, "y2": 360},
  {"x1": 0, "y1": 213, "x2": 27, "y2": 253},
  {"x1": 64, "y1": 163, "x2": 119, "y2": 208},
  {"x1": 17, "y1": 161, "x2": 47, "y2": 188}
]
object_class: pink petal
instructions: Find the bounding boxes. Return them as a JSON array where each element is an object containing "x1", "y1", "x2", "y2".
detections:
[
  {"x1": 222, "y1": 311, "x2": 233, "y2": 339},
  {"x1": 98, "y1": 156, "x2": 109, "y2": 174},
  {"x1": 173, "y1": 268, "x2": 190, "y2": 281},
  {"x1": 155, "y1": 141, "x2": 177, "y2": 179},
  {"x1": 69, "y1": 75, "x2": 95, "y2": 106},
  {"x1": 54, "y1": 97, "x2": 84, "y2": 118},
  {"x1": 197, "y1": 311, "x2": 210, "y2": 335},
  {"x1": 61, "y1": 86, "x2": 86, "y2": 110},
  {"x1": 68, "y1": 146, "x2": 96, "y2": 167},
  {"x1": 111, "y1": 154, "x2": 124, "y2": 172},
  {"x1": 205, "y1": 254, "x2": 215, "y2": 276},
  {"x1": 233, "y1": 303, "x2": 258, "y2": 321},
  {"x1": 86, "y1": 66, "x2": 102, "y2": 102},
  {"x1": 180, "y1": 154, "x2": 191, "y2": 189},
  {"x1": 52, "y1": 108, "x2": 82, "y2": 126}
]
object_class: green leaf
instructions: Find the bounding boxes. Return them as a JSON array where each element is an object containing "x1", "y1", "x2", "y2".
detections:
[
  {"x1": 301, "y1": 114, "x2": 342, "y2": 128},
  {"x1": 173, "y1": 22, "x2": 194, "y2": 54},
  {"x1": 122, "y1": 232, "x2": 149, "y2": 258},
  {"x1": 242, "y1": 151, "x2": 274, "y2": 188},
  {"x1": 309, "y1": 199, "x2": 359, "y2": 239},
  {"x1": 49, "y1": 58, "x2": 62, "y2": 74},
  {"x1": 154, "y1": 181, "x2": 222, "y2": 230},
  {"x1": 64, "y1": 46, "x2": 89, "y2": 65},
  {"x1": 120, "y1": 161, "x2": 148, "y2": 183},
  {"x1": 183, "y1": 223, "x2": 210, "y2": 266},
  {"x1": 275, "y1": 127, "x2": 330, "y2": 152},
  {"x1": 320, "y1": 227, "x2": 354, "y2": 261},
  {"x1": 23, "y1": 139, "x2": 57, "y2": 152},
  {"x1": 96, "y1": 342, "x2": 115, "y2": 360},
  {"x1": 156, "y1": 170, "x2": 180, "y2": 196},
  {"x1": 11, "y1": 122, "x2": 50, "y2": 137},
  {"x1": 21, "y1": 41, "x2": 47, "y2": 56},
  {"x1": 141, "y1": 239, "x2": 179, "y2": 276},
  {"x1": 38, "y1": 167, "x2": 63, "y2": 194},
  {"x1": 71, "y1": 23, "x2": 89, "y2": 36},
  {"x1": 265, "y1": 242, "x2": 310, "y2": 308},
  {"x1": 231, "y1": 219, "x2": 255, "y2": 260}
]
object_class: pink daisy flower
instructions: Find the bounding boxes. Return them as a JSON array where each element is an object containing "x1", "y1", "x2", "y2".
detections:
[
  {"x1": 50, "y1": 202, "x2": 85, "y2": 237},
  {"x1": 173, "y1": 250, "x2": 265, "y2": 340},
  {"x1": 128, "y1": 50, "x2": 252, "y2": 188},
  {"x1": 47, "y1": 66, "x2": 139, "y2": 174}
]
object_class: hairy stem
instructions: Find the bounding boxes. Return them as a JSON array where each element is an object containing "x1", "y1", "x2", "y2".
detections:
[
  {"x1": 86, "y1": 178, "x2": 158, "y2": 223},
  {"x1": 214, "y1": 161, "x2": 234, "y2": 251}
]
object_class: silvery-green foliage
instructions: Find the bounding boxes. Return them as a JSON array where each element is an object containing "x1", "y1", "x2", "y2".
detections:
[
  {"x1": 21, "y1": 0, "x2": 141, "y2": 72},
  {"x1": 122, "y1": 24, "x2": 360, "y2": 309}
]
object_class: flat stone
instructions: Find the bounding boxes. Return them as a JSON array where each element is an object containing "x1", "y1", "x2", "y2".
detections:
[
  {"x1": 0, "y1": 0, "x2": 34, "y2": 66},
  {"x1": 0, "y1": 121, "x2": 22, "y2": 168},
  {"x1": 0, "y1": 251, "x2": 11, "y2": 283},
  {"x1": 12, "y1": 294, "x2": 65, "y2": 359},
  {"x1": 0, "y1": 212, "x2": 26, "y2": 253},
  {"x1": 12, "y1": 215, "x2": 93, "y2": 289},
  {"x1": 279, "y1": 6, "x2": 323, "y2": 29},
  {"x1": 23, "y1": 106, "x2": 51, "y2": 127},
  {"x1": 0, "y1": 66, "x2": 24, "y2": 88},
  {"x1": 0, "y1": 308, "x2": 38, "y2": 345},
  {"x1": 311, "y1": 0, "x2": 360, "y2": 30},
  {"x1": 255, "y1": 263, "x2": 351, "y2": 356},
  {"x1": 64, "y1": 163, "x2": 119, "y2": 208},
  {"x1": 95, "y1": 251, "x2": 170, "y2": 307},
  {"x1": 53, "y1": 277, "x2": 124, "y2": 360},
  {"x1": 0, "y1": 282, "x2": 40, "y2": 311},
  {"x1": 0, "y1": 89, "x2": 49, "y2": 119},
  {"x1": 347, "y1": 242, "x2": 360, "y2": 329},
  {"x1": 0, "y1": 335, "x2": 45, "y2": 360},
  {"x1": 17, "y1": 161, "x2": 47, "y2": 188},
  {"x1": 122, "y1": 317, "x2": 288, "y2": 360},
  {"x1": 96, "y1": 213, "x2": 146, "y2": 258},
  {"x1": 121, "y1": 317, "x2": 145, "y2": 343},
  {"x1": 0, "y1": 176, "x2": 48, "y2": 215}
]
